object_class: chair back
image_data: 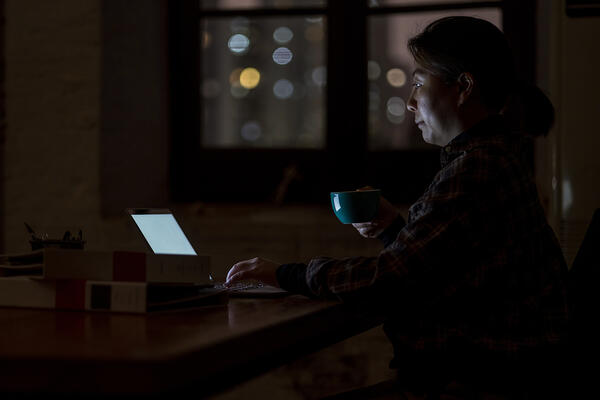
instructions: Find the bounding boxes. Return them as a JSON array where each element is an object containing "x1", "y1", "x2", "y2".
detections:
[
  {"x1": 567, "y1": 209, "x2": 599, "y2": 396},
  {"x1": 568, "y1": 208, "x2": 599, "y2": 335}
]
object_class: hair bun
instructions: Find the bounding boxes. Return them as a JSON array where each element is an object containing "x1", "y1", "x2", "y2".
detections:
[{"x1": 504, "y1": 82, "x2": 555, "y2": 137}]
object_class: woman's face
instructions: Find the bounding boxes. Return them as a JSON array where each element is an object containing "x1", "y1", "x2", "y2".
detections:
[{"x1": 406, "y1": 68, "x2": 461, "y2": 146}]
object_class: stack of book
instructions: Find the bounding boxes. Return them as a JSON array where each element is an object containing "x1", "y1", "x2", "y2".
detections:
[{"x1": 0, "y1": 248, "x2": 221, "y2": 313}]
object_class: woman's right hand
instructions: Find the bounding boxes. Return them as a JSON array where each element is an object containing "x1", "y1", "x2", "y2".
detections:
[{"x1": 352, "y1": 195, "x2": 400, "y2": 238}]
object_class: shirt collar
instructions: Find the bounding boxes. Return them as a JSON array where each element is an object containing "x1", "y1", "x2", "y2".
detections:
[{"x1": 440, "y1": 114, "x2": 510, "y2": 166}]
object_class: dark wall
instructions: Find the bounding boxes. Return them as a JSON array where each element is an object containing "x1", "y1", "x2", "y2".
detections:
[
  {"x1": 101, "y1": 0, "x2": 169, "y2": 216},
  {"x1": 1, "y1": 0, "x2": 5, "y2": 252}
]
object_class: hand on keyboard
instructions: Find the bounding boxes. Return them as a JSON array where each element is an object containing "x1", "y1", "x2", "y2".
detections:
[{"x1": 225, "y1": 257, "x2": 280, "y2": 288}]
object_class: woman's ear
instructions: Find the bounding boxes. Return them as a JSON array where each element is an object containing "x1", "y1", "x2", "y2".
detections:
[{"x1": 457, "y1": 72, "x2": 475, "y2": 106}]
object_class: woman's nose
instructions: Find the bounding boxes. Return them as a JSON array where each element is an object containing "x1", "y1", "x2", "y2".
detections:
[{"x1": 406, "y1": 91, "x2": 417, "y2": 113}]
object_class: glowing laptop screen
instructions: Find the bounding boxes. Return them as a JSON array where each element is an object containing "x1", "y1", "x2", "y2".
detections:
[{"x1": 131, "y1": 213, "x2": 197, "y2": 255}]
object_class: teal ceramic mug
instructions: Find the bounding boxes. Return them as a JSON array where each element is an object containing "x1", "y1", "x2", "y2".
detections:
[{"x1": 330, "y1": 189, "x2": 381, "y2": 224}]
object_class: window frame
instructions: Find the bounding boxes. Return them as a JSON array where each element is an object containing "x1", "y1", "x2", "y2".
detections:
[{"x1": 168, "y1": 0, "x2": 535, "y2": 204}]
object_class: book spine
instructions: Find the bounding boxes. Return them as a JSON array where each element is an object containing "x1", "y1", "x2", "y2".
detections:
[
  {"x1": 0, "y1": 278, "x2": 148, "y2": 313},
  {"x1": 43, "y1": 249, "x2": 211, "y2": 284},
  {"x1": 43, "y1": 249, "x2": 113, "y2": 281},
  {"x1": 85, "y1": 281, "x2": 147, "y2": 313}
]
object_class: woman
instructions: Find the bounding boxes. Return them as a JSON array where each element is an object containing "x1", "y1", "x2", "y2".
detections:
[{"x1": 226, "y1": 16, "x2": 569, "y2": 398}]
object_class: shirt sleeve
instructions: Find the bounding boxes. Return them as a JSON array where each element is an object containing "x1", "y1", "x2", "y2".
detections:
[
  {"x1": 276, "y1": 262, "x2": 313, "y2": 297},
  {"x1": 377, "y1": 215, "x2": 407, "y2": 248},
  {"x1": 275, "y1": 214, "x2": 406, "y2": 299},
  {"x1": 301, "y1": 153, "x2": 493, "y2": 300}
]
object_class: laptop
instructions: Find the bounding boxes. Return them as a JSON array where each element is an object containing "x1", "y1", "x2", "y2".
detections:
[{"x1": 126, "y1": 208, "x2": 288, "y2": 297}]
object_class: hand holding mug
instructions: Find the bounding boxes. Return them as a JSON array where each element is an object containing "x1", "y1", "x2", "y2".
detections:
[{"x1": 352, "y1": 195, "x2": 399, "y2": 238}]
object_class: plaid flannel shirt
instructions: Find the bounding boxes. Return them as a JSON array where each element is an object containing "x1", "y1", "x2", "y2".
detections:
[{"x1": 276, "y1": 116, "x2": 569, "y2": 373}]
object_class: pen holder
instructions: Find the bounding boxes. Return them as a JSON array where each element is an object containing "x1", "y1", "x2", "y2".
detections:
[
  {"x1": 25, "y1": 224, "x2": 86, "y2": 251},
  {"x1": 29, "y1": 238, "x2": 86, "y2": 251}
]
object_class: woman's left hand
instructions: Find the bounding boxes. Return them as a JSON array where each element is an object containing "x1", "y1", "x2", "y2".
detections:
[
  {"x1": 225, "y1": 257, "x2": 281, "y2": 287},
  {"x1": 352, "y1": 196, "x2": 400, "y2": 238}
]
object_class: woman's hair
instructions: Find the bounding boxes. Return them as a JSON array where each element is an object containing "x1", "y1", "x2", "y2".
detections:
[{"x1": 408, "y1": 16, "x2": 554, "y2": 137}]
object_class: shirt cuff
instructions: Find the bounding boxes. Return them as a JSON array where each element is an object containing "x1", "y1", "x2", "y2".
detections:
[
  {"x1": 377, "y1": 215, "x2": 406, "y2": 248},
  {"x1": 276, "y1": 263, "x2": 312, "y2": 296}
]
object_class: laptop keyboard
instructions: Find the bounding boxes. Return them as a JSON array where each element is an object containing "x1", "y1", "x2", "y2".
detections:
[{"x1": 214, "y1": 281, "x2": 264, "y2": 291}]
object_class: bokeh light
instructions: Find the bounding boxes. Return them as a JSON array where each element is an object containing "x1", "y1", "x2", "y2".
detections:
[
  {"x1": 240, "y1": 67, "x2": 261, "y2": 89},
  {"x1": 229, "y1": 68, "x2": 243, "y2": 85},
  {"x1": 231, "y1": 85, "x2": 249, "y2": 99},
  {"x1": 241, "y1": 121, "x2": 262, "y2": 142},
  {"x1": 228, "y1": 33, "x2": 250, "y2": 54},
  {"x1": 273, "y1": 26, "x2": 294, "y2": 44},
  {"x1": 304, "y1": 25, "x2": 324, "y2": 42},
  {"x1": 230, "y1": 17, "x2": 250, "y2": 33},
  {"x1": 386, "y1": 68, "x2": 407, "y2": 87},
  {"x1": 368, "y1": 60, "x2": 381, "y2": 81},
  {"x1": 386, "y1": 96, "x2": 406, "y2": 124},
  {"x1": 273, "y1": 79, "x2": 294, "y2": 99},
  {"x1": 305, "y1": 16, "x2": 323, "y2": 24},
  {"x1": 311, "y1": 66, "x2": 327, "y2": 87},
  {"x1": 387, "y1": 97, "x2": 405, "y2": 117},
  {"x1": 202, "y1": 31, "x2": 212, "y2": 49},
  {"x1": 272, "y1": 47, "x2": 293, "y2": 65},
  {"x1": 229, "y1": 68, "x2": 249, "y2": 98}
]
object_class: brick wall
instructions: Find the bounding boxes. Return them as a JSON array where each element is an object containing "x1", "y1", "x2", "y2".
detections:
[{"x1": 4, "y1": 0, "x2": 101, "y2": 252}]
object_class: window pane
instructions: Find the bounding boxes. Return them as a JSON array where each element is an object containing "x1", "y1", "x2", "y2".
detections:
[
  {"x1": 200, "y1": 16, "x2": 326, "y2": 148},
  {"x1": 368, "y1": 0, "x2": 500, "y2": 7},
  {"x1": 367, "y1": 8, "x2": 501, "y2": 150},
  {"x1": 200, "y1": 0, "x2": 326, "y2": 10}
]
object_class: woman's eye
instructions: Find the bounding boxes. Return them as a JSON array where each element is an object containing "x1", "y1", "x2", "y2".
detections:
[{"x1": 412, "y1": 82, "x2": 423, "y2": 88}]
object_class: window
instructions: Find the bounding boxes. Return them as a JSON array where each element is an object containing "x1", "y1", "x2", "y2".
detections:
[
  {"x1": 169, "y1": 0, "x2": 534, "y2": 204},
  {"x1": 201, "y1": 15, "x2": 326, "y2": 149}
]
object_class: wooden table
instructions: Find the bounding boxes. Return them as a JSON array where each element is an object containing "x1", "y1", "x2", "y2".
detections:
[{"x1": 0, "y1": 295, "x2": 384, "y2": 397}]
